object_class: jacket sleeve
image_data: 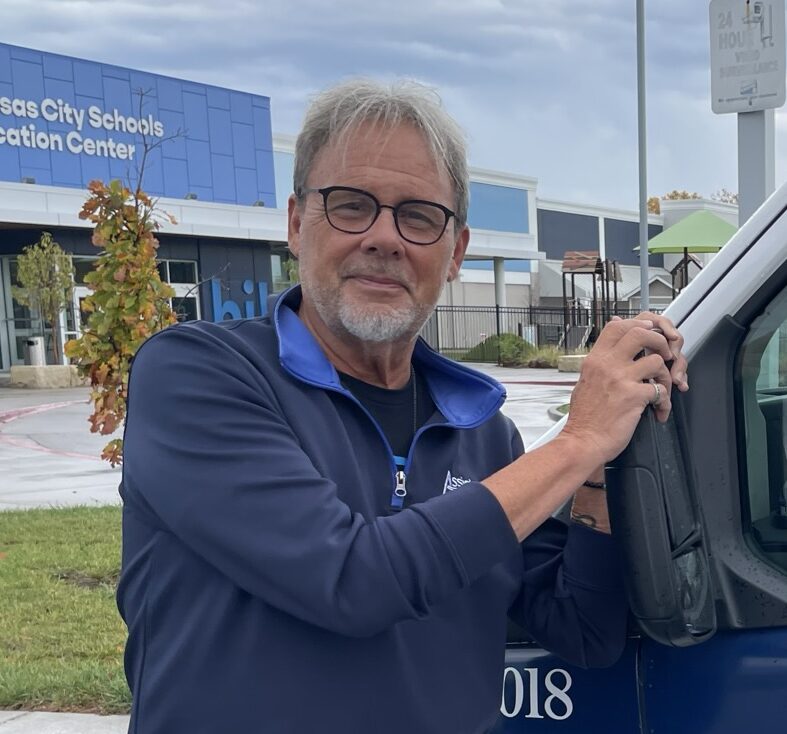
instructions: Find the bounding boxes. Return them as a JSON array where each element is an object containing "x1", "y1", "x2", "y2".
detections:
[
  {"x1": 506, "y1": 430, "x2": 629, "y2": 668},
  {"x1": 121, "y1": 324, "x2": 520, "y2": 638}
]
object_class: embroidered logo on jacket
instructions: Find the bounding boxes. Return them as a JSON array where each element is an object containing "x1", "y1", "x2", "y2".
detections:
[{"x1": 443, "y1": 470, "x2": 472, "y2": 494}]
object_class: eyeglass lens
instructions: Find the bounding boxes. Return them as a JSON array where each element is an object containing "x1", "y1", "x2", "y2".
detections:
[{"x1": 324, "y1": 189, "x2": 447, "y2": 244}]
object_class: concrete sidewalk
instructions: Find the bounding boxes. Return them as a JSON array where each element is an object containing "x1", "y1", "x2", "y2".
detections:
[
  {"x1": 0, "y1": 363, "x2": 577, "y2": 733},
  {"x1": 0, "y1": 711, "x2": 128, "y2": 733}
]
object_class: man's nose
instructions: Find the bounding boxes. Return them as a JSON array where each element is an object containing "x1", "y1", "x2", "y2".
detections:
[{"x1": 359, "y1": 206, "x2": 403, "y2": 256}]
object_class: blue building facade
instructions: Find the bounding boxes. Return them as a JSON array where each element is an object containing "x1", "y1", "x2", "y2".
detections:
[{"x1": 0, "y1": 42, "x2": 275, "y2": 205}]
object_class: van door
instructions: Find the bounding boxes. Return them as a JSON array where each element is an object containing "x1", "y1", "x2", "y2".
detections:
[
  {"x1": 622, "y1": 263, "x2": 787, "y2": 733},
  {"x1": 493, "y1": 188, "x2": 787, "y2": 732},
  {"x1": 494, "y1": 641, "x2": 640, "y2": 732}
]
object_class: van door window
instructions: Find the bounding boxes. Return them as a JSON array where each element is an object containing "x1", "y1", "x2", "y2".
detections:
[{"x1": 738, "y1": 285, "x2": 787, "y2": 573}]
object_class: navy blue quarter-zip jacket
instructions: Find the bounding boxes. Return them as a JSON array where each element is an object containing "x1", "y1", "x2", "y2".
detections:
[{"x1": 118, "y1": 286, "x2": 626, "y2": 734}]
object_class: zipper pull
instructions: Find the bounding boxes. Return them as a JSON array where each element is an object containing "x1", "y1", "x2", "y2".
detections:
[{"x1": 391, "y1": 457, "x2": 408, "y2": 511}]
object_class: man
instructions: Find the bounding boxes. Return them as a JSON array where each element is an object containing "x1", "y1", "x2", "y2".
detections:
[{"x1": 118, "y1": 79, "x2": 688, "y2": 734}]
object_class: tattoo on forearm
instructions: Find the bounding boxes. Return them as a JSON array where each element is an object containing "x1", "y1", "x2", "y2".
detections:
[{"x1": 571, "y1": 513, "x2": 598, "y2": 529}]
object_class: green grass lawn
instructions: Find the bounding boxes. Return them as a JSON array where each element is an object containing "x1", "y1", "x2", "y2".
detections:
[{"x1": 0, "y1": 505, "x2": 131, "y2": 714}]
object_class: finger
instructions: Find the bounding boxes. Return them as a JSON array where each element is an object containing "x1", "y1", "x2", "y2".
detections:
[
  {"x1": 670, "y1": 354, "x2": 689, "y2": 392},
  {"x1": 638, "y1": 312, "x2": 684, "y2": 358},
  {"x1": 651, "y1": 361, "x2": 673, "y2": 422},
  {"x1": 631, "y1": 353, "x2": 668, "y2": 383},
  {"x1": 615, "y1": 326, "x2": 672, "y2": 362},
  {"x1": 638, "y1": 366, "x2": 673, "y2": 423},
  {"x1": 640, "y1": 381, "x2": 673, "y2": 423},
  {"x1": 634, "y1": 351, "x2": 686, "y2": 391},
  {"x1": 594, "y1": 318, "x2": 654, "y2": 350}
]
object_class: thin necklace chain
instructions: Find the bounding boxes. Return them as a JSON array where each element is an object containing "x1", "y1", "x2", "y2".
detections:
[{"x1": 411, "y1": 364, "x2": 417, "y2": 437}]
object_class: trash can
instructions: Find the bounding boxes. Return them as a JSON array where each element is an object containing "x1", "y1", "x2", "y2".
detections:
[{"x1": 25, "y1": 336, "x2": 46, "y2": 366}]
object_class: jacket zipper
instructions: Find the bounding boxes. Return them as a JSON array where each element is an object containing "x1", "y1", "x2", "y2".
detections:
[
  {"x1": 286, "y1": 379, "x2": 443, "y2": 513},
  {"x1": 391, "y1": 455, "x2": 408, "y2": 511}
]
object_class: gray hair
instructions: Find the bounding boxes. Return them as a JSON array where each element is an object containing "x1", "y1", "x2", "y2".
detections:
[{"x1": 293, "y1": 79, "x2": 469, "y2": 229}]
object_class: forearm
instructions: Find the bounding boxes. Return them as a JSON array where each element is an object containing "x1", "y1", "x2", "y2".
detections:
[{"x1": 483, "y1": 433, "x2": 603, "y2": 541}]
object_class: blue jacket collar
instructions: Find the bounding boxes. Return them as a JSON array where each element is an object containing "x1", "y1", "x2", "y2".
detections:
[{"x1": 273, "y1": 286, "x2": 506, "y2": 429}]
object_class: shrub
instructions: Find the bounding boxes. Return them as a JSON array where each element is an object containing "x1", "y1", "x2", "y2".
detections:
[
  {"x1": 462, "y1": 333, "x2": 535, "y2": 365},
  {"x1": 525, "y1": 346, "x2": 563, "y2": 369}
]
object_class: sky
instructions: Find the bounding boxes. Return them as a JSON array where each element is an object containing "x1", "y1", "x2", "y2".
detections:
[{"x1": 1, "y1": 0, "x2": 783, "y2": 211}]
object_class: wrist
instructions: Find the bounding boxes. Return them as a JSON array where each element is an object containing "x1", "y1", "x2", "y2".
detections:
[
  {"x1": 571, "y1": 487, "x2": 611, "y2": 534},
  {"x1": 552, "y1": 431, "x2": 606, "y2": 480},
  {"x1": 582, "y1": 478, "x2": 606, "y2": 490}
]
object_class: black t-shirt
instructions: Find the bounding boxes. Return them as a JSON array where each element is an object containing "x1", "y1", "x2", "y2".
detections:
[{"x1": 339, "y1": 366, "x2": 435, "y2": 458}]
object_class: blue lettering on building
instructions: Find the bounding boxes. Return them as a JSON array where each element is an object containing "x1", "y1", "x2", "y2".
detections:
[{"x1": 211, "y1": 278, "x2": 268, "y2": 321}]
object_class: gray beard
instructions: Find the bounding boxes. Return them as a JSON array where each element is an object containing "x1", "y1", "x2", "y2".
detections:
[
  {"x1": 334, "y1": 298, "x2": 431, "y2": 342},
  {"x1": 298, "y1": 248, "x2": 448, "y2": 343},
  {"x1": 301, "y1": 271, "x2": 433, "y2": 343}
]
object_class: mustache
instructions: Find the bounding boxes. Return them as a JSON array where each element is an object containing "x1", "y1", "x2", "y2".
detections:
[{"x1": 341, "y1": 266, "x2": 412, "y2": 290}]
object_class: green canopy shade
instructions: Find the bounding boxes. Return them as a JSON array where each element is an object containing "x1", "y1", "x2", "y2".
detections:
[{"x1": 634, "y1": 210, "x2": 737, "y2": 253}]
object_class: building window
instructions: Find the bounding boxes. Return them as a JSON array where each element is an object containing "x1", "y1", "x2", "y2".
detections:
[
  {"x1": 159, "y1": 259, "x2": 200, "y2": 322},
  {"x1": 271, "y1": 245, "x2": 296, "y2": 293},
  {"x1": 172, "y1": 296, "x2": 199, "y2": 322},
  {"x1": 166, "y1": 260, "x2": 198, "y2": 285},
  {"x1": 73, "y1": 258, "x2": 97, "y2": 285}
]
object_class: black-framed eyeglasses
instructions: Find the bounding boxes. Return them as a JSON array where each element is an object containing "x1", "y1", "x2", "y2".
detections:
[{"x1": 298, "y1": 185, "x2": 456, "y2": 246}]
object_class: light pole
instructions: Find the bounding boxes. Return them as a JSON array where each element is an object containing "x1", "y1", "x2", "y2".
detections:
[{"x1": 637, "y1": 0, "x2": 649, "y2": 312}]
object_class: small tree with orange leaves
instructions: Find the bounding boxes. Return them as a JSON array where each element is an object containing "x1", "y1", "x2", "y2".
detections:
[{"x1": 64, "y1": 179, "x2": 177, "y2": 466}]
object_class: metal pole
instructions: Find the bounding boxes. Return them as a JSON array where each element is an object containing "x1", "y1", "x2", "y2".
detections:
[
  {"x1": 637, "y1": 0, "x2": 649, "y2": 312},
  {"x1": 738, "y1": 109, "x2": 776, "y2": 225},
  {"x1": 493, "y1": 257, "x2": 507, "y2": 307},
  {"x1": 613, "y1": 261, "x2": 619, "y2": 312},
  {"x1": 495, "y1": 304, "x2": 502, "y2": 365},
  {"x1": 562, "y1": 274, "x2": 568, "y2": 354}
]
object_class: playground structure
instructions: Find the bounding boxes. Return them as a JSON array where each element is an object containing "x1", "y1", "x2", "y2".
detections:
[{"x1": 561, "y1": 251, "x2": 622, "y2": 351}]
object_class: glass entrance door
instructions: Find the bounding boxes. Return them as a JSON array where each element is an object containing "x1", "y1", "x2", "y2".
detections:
[
  {"x1": 0, "y1": 256, "x2": 46, "y2": 367},
  {"x1": 62, "y1": 286, "x2": 92, "y2": 353}
]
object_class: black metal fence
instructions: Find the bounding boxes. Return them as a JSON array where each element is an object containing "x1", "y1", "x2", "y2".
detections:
[{"x1": 421, "y1": 305, "x2": 662, "y2": 362}]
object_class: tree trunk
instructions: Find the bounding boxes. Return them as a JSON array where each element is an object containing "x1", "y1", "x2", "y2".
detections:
[{"x1": 49, "y1": 313, "x2": 60, "y2": 365}]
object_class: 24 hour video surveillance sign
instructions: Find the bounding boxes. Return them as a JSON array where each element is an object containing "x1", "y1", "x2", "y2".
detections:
[{"x1": 710, "y1": 0, "x2": 786, "y2": 113}]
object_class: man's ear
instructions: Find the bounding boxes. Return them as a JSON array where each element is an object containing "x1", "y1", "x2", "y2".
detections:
[
  {"x1": 446, "y1": 225, "x2": 470, "y2": 282},
  {"x1": 287, "y1": 193, "x2": 302, "y2": 258}
]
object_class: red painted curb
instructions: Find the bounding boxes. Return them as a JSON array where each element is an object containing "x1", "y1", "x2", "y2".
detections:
[
  {"x1": 0, "y1": 400, "x2": 103, "y2": 461},
  {"x1": 0, "y1": 401, "x2": 82, "y2": 424},
  {"x1": 499, "y1": 381, "x2": 577, "y2": 386}
]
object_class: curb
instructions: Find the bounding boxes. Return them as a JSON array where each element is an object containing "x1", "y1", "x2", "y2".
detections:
[
  {"x1": 0, "y1": 401, "x2": 82, "y2": 425},
  {"x1": 547, "y1": 406, "x2": 568, "y2": 422}
]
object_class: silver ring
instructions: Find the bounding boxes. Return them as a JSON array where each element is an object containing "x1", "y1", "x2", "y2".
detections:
[{"x1": 650, "y1": 381, "x2": 662, "y2": 405}]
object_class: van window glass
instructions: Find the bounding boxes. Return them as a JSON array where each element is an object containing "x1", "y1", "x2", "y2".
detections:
[{"x1": 738, "y1": 285, "x2": 787, "y2": 574}]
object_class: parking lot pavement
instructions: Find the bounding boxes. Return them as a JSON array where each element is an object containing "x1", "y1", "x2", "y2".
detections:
[
  {"x1": 468, "y1": 364, "x2": 576, "y2": 448},
  {"x1": 0, "y1": 365, "x2": 576, "y2": 511},
  {"x1": 0, "y1": 386, "x2": 122, "y2": 510}
]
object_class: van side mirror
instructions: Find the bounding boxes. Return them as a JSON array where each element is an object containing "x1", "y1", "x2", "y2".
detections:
[{"x1": 605, "y1": 395, "x2": 717, "y2": 646}]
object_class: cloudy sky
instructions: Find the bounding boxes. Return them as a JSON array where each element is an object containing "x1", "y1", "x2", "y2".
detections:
[{"x1": 2, "y1": 0, "x2": 782, "y2": 210}]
